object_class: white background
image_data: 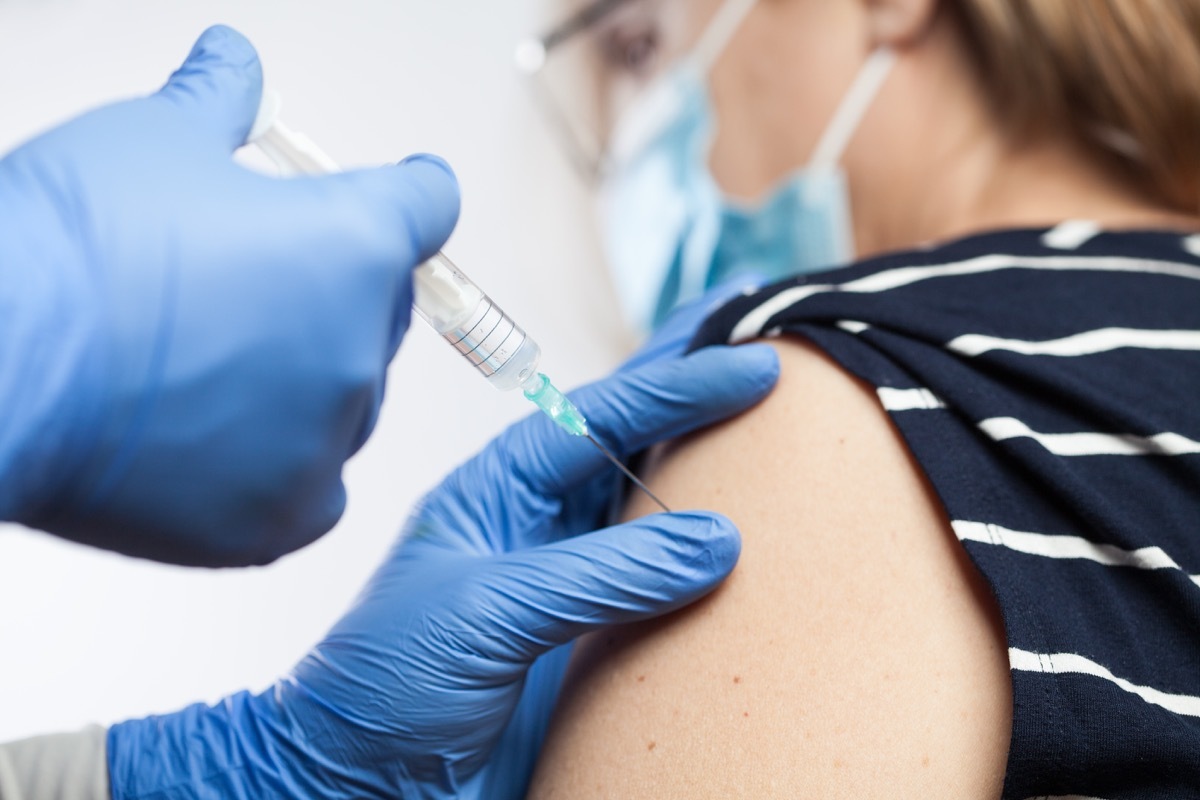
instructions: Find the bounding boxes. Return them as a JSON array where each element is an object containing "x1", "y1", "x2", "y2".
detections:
[{"x1": 0, "y1": 0, "x2": 629, "y2": 740}]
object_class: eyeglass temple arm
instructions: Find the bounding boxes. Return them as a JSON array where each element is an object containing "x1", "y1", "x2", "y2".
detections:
[
  {"x1": 513, "y1": 0, "x2": 636, "y2": 179},
  {"x1": 536, "y1": 0, "x2": 640, "y2": 56}
]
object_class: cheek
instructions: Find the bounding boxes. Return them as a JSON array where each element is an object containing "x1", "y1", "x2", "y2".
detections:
[{"x1": 706, "y1": 0, "x2": 867, "y2": 200}]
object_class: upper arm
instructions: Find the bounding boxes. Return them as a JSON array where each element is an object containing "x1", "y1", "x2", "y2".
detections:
[{"x1": 527, "y1": 337, "x2": 1013, "y2": 799}]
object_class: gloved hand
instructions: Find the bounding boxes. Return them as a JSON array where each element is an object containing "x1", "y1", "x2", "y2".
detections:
[
  {"x1": 0, "y1": 25, "x2": 459, "y2": 566},
  {"x1": 107, "y1": 342, "x2": 780, "y2": 799}
]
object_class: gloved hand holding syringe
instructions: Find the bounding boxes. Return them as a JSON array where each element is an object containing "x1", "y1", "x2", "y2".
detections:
[{"x1": 247, "y1": 90, "x2": 668, "y2": 512}]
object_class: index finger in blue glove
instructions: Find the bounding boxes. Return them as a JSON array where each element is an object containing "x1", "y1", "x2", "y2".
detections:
[
  {"x1": 621, "y1": 275, "x2": 766, "y2": 372},
  {"x1": 456, "y1": 510, "x2": 739, "y2": 665},
  {"x1": 493, "y1": 343, "x2": 779, "y2": 501},
  {"x1": 155, "y1": 25, "x2": 263, "y2": 153}
]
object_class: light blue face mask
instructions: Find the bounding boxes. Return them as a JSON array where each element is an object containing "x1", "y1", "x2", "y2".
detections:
[{"x1": 598, "y1": 0, "x2": 896, "y2": 333}]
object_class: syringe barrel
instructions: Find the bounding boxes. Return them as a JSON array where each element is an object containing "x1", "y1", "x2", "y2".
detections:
[
  {"x1": 246, "y1": 106, "x2": 541, "y2": 392},
  {"x1": 413, "y1": 253, "x2": 542, "y2": 392}
]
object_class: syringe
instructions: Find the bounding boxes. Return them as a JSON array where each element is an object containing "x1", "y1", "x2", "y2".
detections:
[{"x1": 246, "y1": 91, "x2": 669, "y2": 513}]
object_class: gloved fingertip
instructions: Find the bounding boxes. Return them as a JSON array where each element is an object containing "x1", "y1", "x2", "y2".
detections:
[
  {"x1": 398, "y1": 152, "x2": 456, "y2": 178},
  {"x1": 393, "y1": 153, "x2": 461, "y2": 207},
  {"x1": 659, "y1": 510, "x2": 742, "y2": 577},
  {"x1": 686, "y1": 342, "x2": 781, "y2": 394},
  {"x1": 159, "y1": 25, "x2": 263, "y2": 151},
  {"x1": 187, "y1": 24, "x2": 259, "y2": 69},
  {"x1": 738, "y1": 270, "x2": 770, "y2": 288},
  {"x1": 735, "y1": 342, "x2": 782, "y2": 385},
  {"x1": 385, "y1": 154, "x2": 462, "y2": 262},
  {"x1": 710, "y1": 272, "x2": 769, "y2": 306}
]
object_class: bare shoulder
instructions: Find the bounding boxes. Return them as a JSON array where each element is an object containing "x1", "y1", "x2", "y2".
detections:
[{"x1": 528, "y1": 337, "x2": 1012, "y2": 799}]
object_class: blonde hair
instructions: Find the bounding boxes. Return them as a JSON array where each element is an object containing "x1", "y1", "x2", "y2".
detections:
[{"x1": 948, "y1": 0, "x2": 1200, "y2": 213}]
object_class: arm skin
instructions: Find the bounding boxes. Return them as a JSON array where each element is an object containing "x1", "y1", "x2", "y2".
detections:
[{"x1": 527, "y1": 338, "x2": 1013, "y2": 799}]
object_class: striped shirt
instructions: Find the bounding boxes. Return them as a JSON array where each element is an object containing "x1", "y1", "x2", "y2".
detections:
[{"x1": 691, "y1": 223, "x2": 1200, "y2": 799}]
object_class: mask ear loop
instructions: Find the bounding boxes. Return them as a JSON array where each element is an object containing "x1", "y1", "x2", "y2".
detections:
[
  {"x1": 690, "y1": 0, "x2": 761, "y2": 76},
  {"x1": 663, "y1": 0, "x2": 759, "y2": 310},
  {"x1": 808, "y1": 48, "x2": 898, "y2": 170}
]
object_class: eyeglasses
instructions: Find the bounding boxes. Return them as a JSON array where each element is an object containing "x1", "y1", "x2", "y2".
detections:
[{"x1": 515, "y1": 0, "x2": 698, "y2": 182}]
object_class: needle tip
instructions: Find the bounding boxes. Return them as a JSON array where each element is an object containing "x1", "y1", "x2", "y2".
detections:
[{"x1": 585, "y1": 434, "x2": 671, "y2": 514}]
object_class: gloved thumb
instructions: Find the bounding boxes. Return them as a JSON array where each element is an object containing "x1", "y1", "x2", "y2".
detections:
[
  {"x1": 475, "y1": 511, "x2": 740, "y2": 665},
  {"x1": 292, "y1": 153, "x2": 460, "y2": 356},
  {"x1": 156, "y1": 25, "x2": 263, "y2": 152}
]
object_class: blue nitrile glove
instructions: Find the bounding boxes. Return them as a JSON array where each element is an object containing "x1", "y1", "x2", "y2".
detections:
[
  {"x1": 0, "y1": 25, "x2": 459, "y2": 566},
  {"x1": 622, "y1": 273, "x2": 766, "y2": 371},
  {"x1": 107, "y1": 343, "x2": 780, "y2": 799}
]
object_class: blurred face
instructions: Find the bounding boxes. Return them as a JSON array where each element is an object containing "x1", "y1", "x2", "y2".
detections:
[{"x1": 571, "y1": 0, "x2": 870, "y2": 199}]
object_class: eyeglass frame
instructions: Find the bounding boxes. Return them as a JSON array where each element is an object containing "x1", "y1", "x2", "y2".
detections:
[{"x1": 514, "y1": 0, "x2": 644, "y2": 181}]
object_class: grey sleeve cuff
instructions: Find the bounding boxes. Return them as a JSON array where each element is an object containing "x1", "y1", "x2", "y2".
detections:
[{"x1": 0, "y1": 726, "x2": 110, "y2": 800}]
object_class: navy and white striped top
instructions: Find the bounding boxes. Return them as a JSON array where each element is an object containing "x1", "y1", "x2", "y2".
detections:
[{"x1": 691, "y1": 223, "x2": 1200, "y2": 799}]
